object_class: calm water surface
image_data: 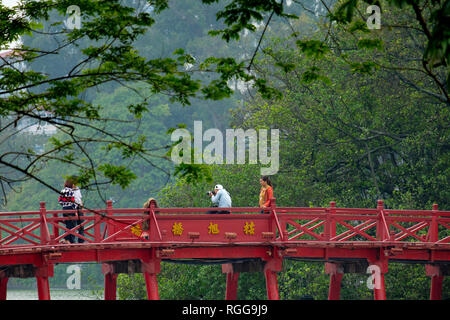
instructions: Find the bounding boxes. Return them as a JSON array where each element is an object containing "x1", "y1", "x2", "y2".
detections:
[{"x1": 7, "y1": 288, "x2": 100, "y2": 300}]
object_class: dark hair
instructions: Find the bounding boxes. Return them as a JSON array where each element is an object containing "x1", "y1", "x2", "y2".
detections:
[
  {"x1": 143, "y1": 197, "x2": 158, "y2": 209},
  {"x1": 261, "y1": 176, "x2": 272, "y2": 187},
  {"x1": 64, "y1": 179, "x2": 74, "y2": 188},
  {"x1": 142, "y1": 198, "x2": 159, "y2": 231}
]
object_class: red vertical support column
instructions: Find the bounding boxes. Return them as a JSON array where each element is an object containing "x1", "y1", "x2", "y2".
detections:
[
  {"x1": 105, "y1": 200, "x2": 114, "y2": 240},
  {"x1": 0, "y1": 227, "x2": 4, "y2": 299},
  {"x1": 325, "y1": 262, "x2": 343, "y2": 300},
  {"x1": 372, "y1": 200, "x2": 388, "y2": 300},
  {"x1": 36, "y1": 276, "x2": 50, "y2": 300},
  {"x1": 368, "y1": 256, "x2": 388, "y2": 301},
  {"x1": 52, "y1": 212, "x2": 59, "y2": 244},
  {"x1": 426, "y1": 265, "x2": 443, "y2": 300},
  {"x1": 373, "y1": 272, "x2": 386, "y2": 300},
  {"x1": 35, "y1": 264, "x2": 52, "y2": 300},
  {"x1": 264, "y1": 269, "x2": 279, "y2": 300},
  {"x1": 0, "y1": 276, "x2": 8, "y2": 300},
  {"x1": 265, "y1": 202, "x2": 281, "y2": 300},
  {"x1": 264, "y1": 253, "x2": 282, "y2": 300},
  {"x1": 40, "y1": 202, "x2": 50, "y2": 245},
  {"x1": 142, "y1": 250, "x2": 161, "y2": 300},
  {"x1": 426, "y1": 204, "x2": 443, "y2": 300},
  {"x1": 225, "y1": 273, "x2": 240, "y2": 300},
  {"x1": 324, "y1": 201, "x2": 336, "y2": 240},
  {"x1": 102, "y1": 264, "x2": 118, "y2": 300},
  {"x1": 94, "y1": 208, "x2": 102, "y2": 242},
  {"x1": 222, "y1": 264, "x2": 239, "y2": 300},
  {"x1": 104, "y1": 273, "x2": 118, "y2": 300},
  {"x1": 428, "y1": 204, "x2": 439, "y2": 243},
  {"x1": 143, "y1": 272, "x2": 159, "y2": 300},
  {"x1": 376, "y1": 200, "x2": 387, "y2": 241},
  {"x1": 324, "y1": 202, "x2": 341, "y2": 300},
  {"x1": 430, "y1": 276, "x2": 443, "y2": 300},
  {"x1": 324, "y1": 202, "x2": 336, "y2": 263},
  {"x1": 270, "y1": 198, "x2": 287, "y2": 241}
]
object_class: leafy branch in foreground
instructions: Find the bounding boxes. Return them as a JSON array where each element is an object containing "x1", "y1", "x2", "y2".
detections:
[{"x1": 1, "y1": 0, "x2": 449, "y2": 205}]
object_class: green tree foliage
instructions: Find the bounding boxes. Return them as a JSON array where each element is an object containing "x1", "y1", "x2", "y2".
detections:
[
  {"x1": 114, "y1": 1, "x2": 450, "y2": 300},
  {"x1": 231, "y1": 3, "x2": 449, "y2": 210},
  {"x1": 0, "y1": 0, "x2": 266, "y2": 202}
]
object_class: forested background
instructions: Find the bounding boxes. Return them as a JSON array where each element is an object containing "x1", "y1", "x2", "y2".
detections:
[{"x1": 2, "y1": 0, "x2": 449, "y2": 299}]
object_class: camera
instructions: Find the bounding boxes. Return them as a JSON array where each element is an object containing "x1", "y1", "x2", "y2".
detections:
[{"x1": 206, "y1": 190, "x2": 216, "y2": 196}]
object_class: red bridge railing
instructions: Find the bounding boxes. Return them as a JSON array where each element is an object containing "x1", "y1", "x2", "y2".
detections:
[
  {"x1": 1, "y1": 199, "x2": 449, "y2": 248},
  {"x1": 0, "y1": 199, "x2": 449, "y2": 300}
]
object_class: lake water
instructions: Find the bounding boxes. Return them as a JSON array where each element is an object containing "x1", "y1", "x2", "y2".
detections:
[{"x1": 6, "y1": 288, "x2": 101, "y2": 300}]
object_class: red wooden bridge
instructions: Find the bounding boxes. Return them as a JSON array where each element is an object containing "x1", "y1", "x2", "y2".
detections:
[{"x1": 0, "y1": 199, "x2": 449, "y2": 300}]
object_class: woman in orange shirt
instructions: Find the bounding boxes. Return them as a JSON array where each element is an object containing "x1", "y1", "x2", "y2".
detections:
[{"x1": 259, "y1": 176, "x2": 273, "y2": 212}]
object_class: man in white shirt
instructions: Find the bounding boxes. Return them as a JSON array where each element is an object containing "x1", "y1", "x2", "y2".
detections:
[{"x1": 208, "y1": 184, "x2": 231, "y2": 214}]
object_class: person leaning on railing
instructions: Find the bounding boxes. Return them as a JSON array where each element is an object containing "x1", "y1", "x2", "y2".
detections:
[
  {"x1": 140, "y1": 197, "x2": 159, "y2": 239},
  {"x1": 58, "y1": 178, "x2": 84, "y2": 244},
  {"x1": 259, "y1": 176, "x2": 273, "y2": 213}
]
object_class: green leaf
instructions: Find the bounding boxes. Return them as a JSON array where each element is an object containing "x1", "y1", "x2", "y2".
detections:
[
  {"x1": 296, "y1": 40, "x2": 330, "y2": 59},
  {"x1": 301, "y1": 66, "x2": 331, "y2": 85},
  {"x1": 98, "y1": 164, "x2": 137, "y2": 189},
  {"x1": 274, "y1": 61, "x2": 296, "y2": 73},
  {"x1": 350, "y1": 61, "x2": 379, "y2": 74},
  {"x1": 173, "y1": 163, "x2": 213, "y2": 184},
  {"x1": 357, "y1": 38, "x2": 384, "y2": 50},
  {"x1": 348, "y1": 19, "x2": 370, "y2": 33}
]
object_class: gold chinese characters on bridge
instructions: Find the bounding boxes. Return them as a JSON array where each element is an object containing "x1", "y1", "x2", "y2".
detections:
[
  {"x1": 131, "y1": 224, "x2": 143, "y2": 237},
  {"x1": 167, "y1": 221, "x2": 256, "y2": 237},
  {"x1": 172, "y1": 222, "x2": 184, "y2": 236},
  {"x1": 208, "y1": 222, "x2": 220, "y2": 234},
  {"x1": 243, "y1": 221, "x2": 255, "y2": 235}
]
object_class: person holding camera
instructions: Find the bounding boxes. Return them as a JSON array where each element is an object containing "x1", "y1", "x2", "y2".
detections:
[{"x1": 207, "y1": 184, "x2": 232, "y2": 214}]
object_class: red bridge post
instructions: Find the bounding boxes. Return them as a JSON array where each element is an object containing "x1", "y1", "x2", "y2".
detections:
[
  {"x1": 376, "y1": 200, "x2": 388, "y2": 242},
  {"x1": 428, "y1": 204, "x2": 439, "y2": 243},
  {"x1": 222, "y1": 264, "x2": 239, "y2": 300},
  {"x1": 368, "y1": 201, "x2": 389, "y2": 300},
  {"x1": 426, "y1": 264, "x2": 443, "y2": 300},
  {"x1": 367, "y1": 256, "x2": 388, "y2": 300},
  {"x1": 104, "y1": 273, "x2": 118, "y2": 300},
  {"x1": 142, "y1": 250, "x2": 161, "y2": 300},
  {"x1": 264, "y1": 248, "x2": 282, "y2": 300},
  {"x1": 264, "y1": 266, "x2": 280, "y2": 300},
  {"x1": 0, "y1": 221, "x2": 4, "y2": 300},
  {"x1": 426, "y1": 204, "x2": 444, "y2": 300},
  {"x1": 102, "y1": 263, "x2": 118, "y2": 300},
  {"x1": 325, "y1": 201, "x2": 342, "y2": 300},
  {"x1": 262, "y1": 200, "x2": 281, "y2": 300},
  {"x1": 225, "y1": 272, "x2": 240, "y2": 300},
  {"x1": 106, "y1": 200, "x2": 114, "y2": 239},
  {"x1": 35, "y1": 264, "x2": 52, "y2": 300},
  {"x1": 0, "y1": 274, "x2": 7, "y2": 300},
  {"x1": 325, "y1": 262, "x2": 343, "y2": 300},
  {"x1": 39, "y1": 202, "x2": 50, "y2": 245},
  {"x1": 324, "y1": 201, "x2": 336, "y2": 240}
]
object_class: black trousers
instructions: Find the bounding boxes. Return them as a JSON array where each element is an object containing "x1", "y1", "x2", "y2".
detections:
[
  {"x1": 63, "y1": 207, "x2": 84, "y2": 243},
  {"x1": 206, "y1": 210, "x2": 231, "y2": 214}
]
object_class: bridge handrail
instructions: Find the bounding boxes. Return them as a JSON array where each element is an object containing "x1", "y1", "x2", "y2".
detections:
[{"x1": 1, "y1": 200, "x2": 449, "y2": 248}]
